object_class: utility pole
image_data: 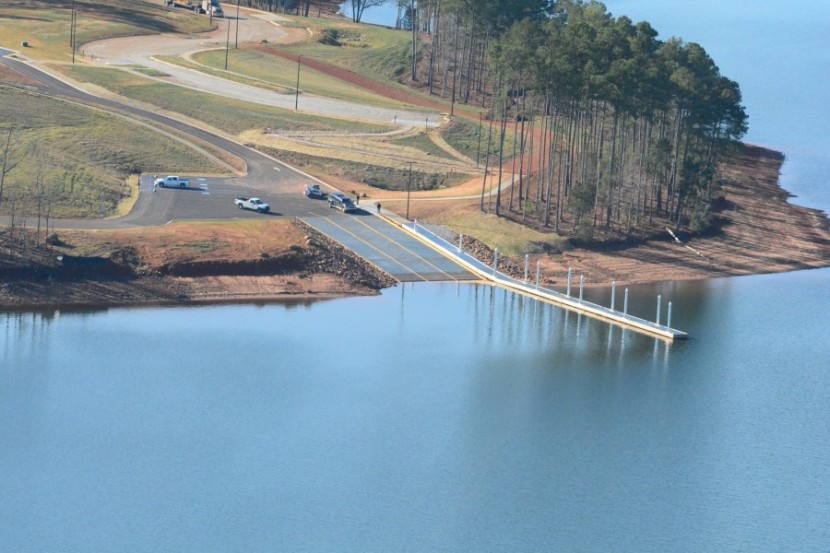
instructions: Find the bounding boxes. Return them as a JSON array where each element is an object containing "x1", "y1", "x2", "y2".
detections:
[
  {"x1": 295, "y1": 55, "x2": 302, "y2": 110},
  {"x1": 235, "y1": 0, "x2": 241, "y2": 48},
  {"x1": 224, "y1": 14, "x2": 231, "y2": 70},
  {"x1": 69, "y1": 0, "x2": 76, "y2": 48},
  {"x1": 70, "y1": 0, "x2": 77, "y2": 64}
]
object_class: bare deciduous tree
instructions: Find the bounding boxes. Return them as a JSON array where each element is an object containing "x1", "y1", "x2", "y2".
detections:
[
  {"x1": 0, "y1": 127, "x2": 29, "y2": 209},
  {"x1": 349, "y1": 0, "x2": 388, "y2": 23}
]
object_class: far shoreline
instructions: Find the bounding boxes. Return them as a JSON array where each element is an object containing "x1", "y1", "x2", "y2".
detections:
[{"x1": 1, "y1": 145, "x2": 829, "y2": 311}]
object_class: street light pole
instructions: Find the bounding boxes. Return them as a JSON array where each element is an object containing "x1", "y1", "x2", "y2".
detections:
[
  {"x1": 406, "y1": 162, "x2": 412, "y2": 220},
  {"x1": 295, "y1": 55, "x2": 302, "y2": 111}
]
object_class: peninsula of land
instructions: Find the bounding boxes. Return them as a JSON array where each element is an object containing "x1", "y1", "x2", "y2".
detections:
[
  {"x1": 1, "y1": 1, "x2": 828, "y2": 309},
  {"x1": 1, "y1": 143, "x2": 827, "y2": 309}
]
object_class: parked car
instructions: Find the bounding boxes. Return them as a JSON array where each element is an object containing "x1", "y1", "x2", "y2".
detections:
[
  {"x1": 154, "y1": 175, "x2": 190, "y2": 188},
  {"x1": 304, "y1": 184, "x2": 325, "y2": 199},
  {"x1": 234, "y1": 197, "x2": 270, "y2": 213},
  {"x1": 327, "y1": 192, "x2": 357, "y2": 213}
]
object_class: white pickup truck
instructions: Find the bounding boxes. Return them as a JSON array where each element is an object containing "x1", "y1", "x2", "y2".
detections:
[
  {"x1": 154, "y1": 175, "x2": 190, "y2": 188},
  {"x1": 234, "y1": 197, "x2": 270, "y2": 213}
]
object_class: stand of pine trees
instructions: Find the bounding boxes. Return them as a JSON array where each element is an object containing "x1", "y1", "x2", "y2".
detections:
[{"x1": 413, "y1": 0, "x2": 747, "y2": 239}]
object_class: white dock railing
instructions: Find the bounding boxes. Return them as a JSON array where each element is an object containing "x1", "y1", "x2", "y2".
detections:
[{"x1": 403, "y1": 219, "x2": 688, "y2": 341}]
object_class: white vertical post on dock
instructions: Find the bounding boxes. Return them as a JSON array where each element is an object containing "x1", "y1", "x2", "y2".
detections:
[
  {"x1": 579, "y1": 275, "x2": 585, "y2": 303},
  {"x1": 535, "y1": 261, "x2": 541, "y2": 290},
  {"x1": 493, "y1": 248, "x2": 499, "y2": 276},
  {"x1": 611, "y1": 280, "x2": 616, "y2": 311},
  {"x1": 656, "y1": 294, "x2": 662, "y2": 326},
  {"x1": 524, "y1": 254, "x2": 529, "y2": 282},
  {"x1": 623, "y1": 288, "x2": 629, "y2": 316},
  {"x1": 413, "y1": 219, "x2": 418, "y2": 231},
  {"x1": 458, "y1": 234, "x2": 463, "y2": 253},
  {"x1": 667, "y1": 301, "x2": 673, "y2": 329},
  {"x1": 566, "y1": 268, "x2": 572, "y2": 297}
]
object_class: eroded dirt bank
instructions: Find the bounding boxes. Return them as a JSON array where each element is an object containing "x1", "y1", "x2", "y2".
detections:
[
  {"x1": 534, "y1": 145, "x2": 830, "y2": 287},
  {"x1": 0, "y1": 220, "x2": 397, "y2": 309},
  {"x1": 407, "y1": 145, "x2": 830, "y2": 288},
  {"x1": 1, "y1": 147, "x2": 828, "y2": 310}
]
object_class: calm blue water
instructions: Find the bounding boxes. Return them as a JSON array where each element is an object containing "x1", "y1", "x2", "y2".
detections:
[
  {"x1": 2, "y1": 2, "x2": 829, "y2": 551},
  {"x1": 605, "y1": 0, "x2": 830, "y2": 212},
  {"x1": 2, "y1": 275, "x2": 829, "y2": 552}
]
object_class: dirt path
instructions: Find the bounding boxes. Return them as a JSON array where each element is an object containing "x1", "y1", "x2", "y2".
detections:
[{"x1": 254, "y1": 45, "x2": 480, "y2": 120}]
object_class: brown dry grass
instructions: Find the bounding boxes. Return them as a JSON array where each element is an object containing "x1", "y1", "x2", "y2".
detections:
[{"x1": 56, "y1": 220, "x2": 305, "y2": 269}]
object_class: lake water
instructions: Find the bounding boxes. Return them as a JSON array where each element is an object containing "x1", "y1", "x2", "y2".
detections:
[
  {"x1": 2, "y1": 2, "x2": 829, "y2": 551},
  {"x1": 2, "y1": 274, "x2": 829, "y2": 552}
]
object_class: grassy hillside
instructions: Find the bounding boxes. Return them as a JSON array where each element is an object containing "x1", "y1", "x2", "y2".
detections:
[
  {"x1": 182, "y1": 49, "x2": 412, "y2": 109},
  {"x1": 61, "y1": 65, "x2": 391, "y2": 135},
  {"x1": 0, "y1": 0, "x2": 212, "y2": 62},
  {"x1": 0, "y1": 0, "x2": 496, "y2": 222},
  {"x1": 0, "y1": 86, "x2": 226, "y2": 218},
  {"x1": 277, "y1": 17, "x2": 413, "y2": 83}
]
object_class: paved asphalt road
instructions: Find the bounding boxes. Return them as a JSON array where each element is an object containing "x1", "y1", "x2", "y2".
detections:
[
  {"x1": 0, "y1": 50, "x2": 476, "y2": 282},
  {"x1": 0, "y1": 53, "x2": 335, "y2": 229},
  {"x1": 303, "y1": 213, "x2": 476, "y2": 282}
]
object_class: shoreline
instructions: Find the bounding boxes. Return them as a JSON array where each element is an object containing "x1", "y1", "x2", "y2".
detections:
[
  {"x1": 530, "y1": 145, "x2": 829, "y2": 289},
  {"x1": 1, "y1": 145, "x2": 828, "y2": 310}
]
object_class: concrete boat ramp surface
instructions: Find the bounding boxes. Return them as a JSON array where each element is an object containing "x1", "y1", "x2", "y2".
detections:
[{"x1": 301, "y1": 212, "x2": 477, "y2": 283}]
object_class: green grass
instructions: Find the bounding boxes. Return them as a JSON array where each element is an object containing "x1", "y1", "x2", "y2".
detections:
[
  {"x1": 391, "y1": 133, "x2": 457, "y2": 161},
  {"x1": 437, "y1": 213, "x2": 568, "y2": 256},
  {"x1": 280, "y1": 17, "x2": 413, "y2": 82},
  {"x1": 156, "y1": 55, "x2": 292, "y2": 94},
  {"x1": 0, "y1": 0, "x2": 212, "y2": 62},
  {"x1": 129, "y1": 66, "x2": 172, "y2": 77},
  {"x1": 255, "y1": 146, "x2": 468, "y2": 192},
  {"x1": 441, "y1": 118, "x2": 486, "y2": 161},
  {"x1": 186, "y1": 48, "x2": 416, "y2": 109},
  {"x1": 276, "y1": 17, "x2": 483, "y2": 119},
  {"x1": 0, "y1": 86, "x2": 225, "y2": 218},
  {"x1": 62, "y1": 66, "x2": 392, "y2": 135}
]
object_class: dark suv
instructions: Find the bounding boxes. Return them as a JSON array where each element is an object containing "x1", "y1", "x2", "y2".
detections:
[{"x1": 327, "y1": 193, "x2": 357, "y2": 213}]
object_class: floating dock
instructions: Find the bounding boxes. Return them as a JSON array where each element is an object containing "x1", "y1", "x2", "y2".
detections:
[{"x1": 397, "y1": 219, "x2": 689, "y2": 342}]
